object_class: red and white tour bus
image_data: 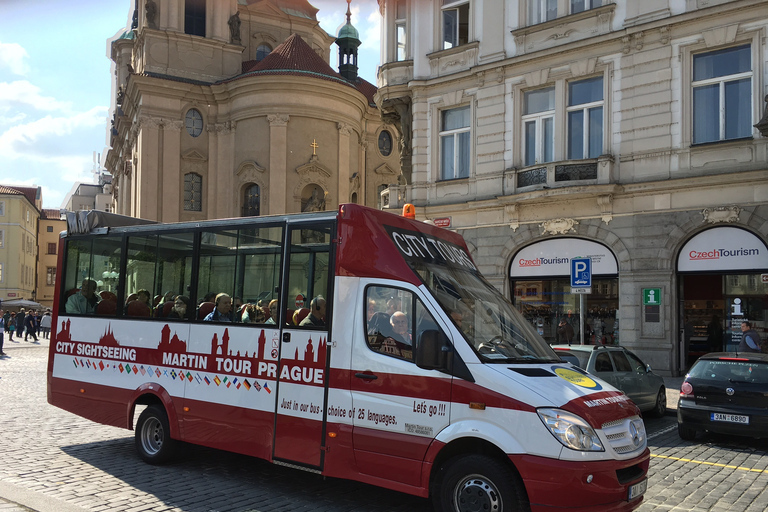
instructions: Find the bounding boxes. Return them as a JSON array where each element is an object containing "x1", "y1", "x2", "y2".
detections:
[{"x1": 47, "y1": 204, "x2": 649, "y2": 512}]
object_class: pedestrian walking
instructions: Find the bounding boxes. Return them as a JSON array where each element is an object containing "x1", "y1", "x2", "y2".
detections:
[
  {"x1": 39, "y1": 311, "x2": 52, "y2": 339},
  {"x1": 15, "y1": 309, "x2": 25, "y2": 340},
  {"x1": 7, "y1": 312, "x2": 15, "y2": 341},
  {"x1": 0, "y1": 308, "x2": 5, "y2": 356},
  {"x1": 24, "y1": 310, "x2": 38, "y2": 342}
]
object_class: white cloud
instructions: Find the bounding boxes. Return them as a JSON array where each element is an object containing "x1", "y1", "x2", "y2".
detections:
[
  {"x1": 0, "y1": 80, "x2": 73, "y2": 114},
  {"x1": 0, "y1": 106, "x2": 107, "y2": 159},
  {"x1": 0, "y1": 41, "x2": 31, "y2": 76},
  {"x1": 360, "y1": 6, "x2": 381, "y2": 52}
]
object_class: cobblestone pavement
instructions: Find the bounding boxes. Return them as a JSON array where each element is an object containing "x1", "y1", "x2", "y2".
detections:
[{"x1": 1, "y1": 339, "x2": 768, "y2": 512}]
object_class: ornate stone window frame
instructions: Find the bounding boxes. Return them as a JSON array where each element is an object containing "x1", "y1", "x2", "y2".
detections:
[
  {"x1": 676, "y1": 27, "x2": 761, "y2": 149},
  {"x1": 512, "y1": 65, "x2": 610, "y2": 170}
]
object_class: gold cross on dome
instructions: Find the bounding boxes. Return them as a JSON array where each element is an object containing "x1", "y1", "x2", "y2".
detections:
[{"x1": 310, "y1": 139, "x2": 319, "y2": 155}]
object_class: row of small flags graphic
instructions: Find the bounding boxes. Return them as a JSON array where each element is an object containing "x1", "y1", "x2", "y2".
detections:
[{"x1": 72, "y1": 358, "x2": 271, "y2": 393}]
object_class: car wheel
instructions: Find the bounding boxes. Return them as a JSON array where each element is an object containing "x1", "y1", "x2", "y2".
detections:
[
  {"x1": 678, "y1": 422, "x2": 697, "y2": 441},
  {"x1": 135, "y1": 404, "x2": 177, "y2": 464},
  {"x1": 650, "y1": 387, "x2": 667, "y2": 418},
  {"x1": 432, "y1": 454, "x2": 529, "y2": 512}
]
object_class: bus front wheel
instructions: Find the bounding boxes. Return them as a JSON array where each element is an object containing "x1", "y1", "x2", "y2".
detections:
[
  {"x1": 432, "y1": 454, "x2": 529, "y2": 512},
  {"x1": 135, "y1": 404, "x2": 176, "y2": 464}
]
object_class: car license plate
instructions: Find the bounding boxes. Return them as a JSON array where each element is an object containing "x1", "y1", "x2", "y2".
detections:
[
  {"x1": 711, "y1": 413, "x2": 749, "y2": 424},
  {"x1": 628, "y1": 478, "x2": 647, "y2": 501}
]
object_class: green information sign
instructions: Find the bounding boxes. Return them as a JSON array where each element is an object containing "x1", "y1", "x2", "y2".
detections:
[{"x1": 643, "y1": 288, "x2": 661, "y2": 306}]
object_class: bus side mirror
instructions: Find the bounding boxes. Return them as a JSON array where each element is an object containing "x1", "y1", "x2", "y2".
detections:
[{"x1": 415, "y1": 329, "x2": 449, "y2": 370}]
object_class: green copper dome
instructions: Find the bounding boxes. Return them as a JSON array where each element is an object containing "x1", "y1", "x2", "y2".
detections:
[{"x1": 338, "y1": 22, "x2": 359, "y2": 41}]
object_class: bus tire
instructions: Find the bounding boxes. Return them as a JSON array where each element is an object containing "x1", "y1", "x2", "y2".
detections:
[
  {"x1": 432, "y1": 454, "x2": 529, "y2": 512},
  {"x1": 135, "y1": 404, "x2": 176, "y2": 464}
]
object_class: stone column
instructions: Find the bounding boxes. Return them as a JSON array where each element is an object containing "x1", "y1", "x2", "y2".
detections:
[
  {"x1": 136, "y1": 115, "x2": 161, "y2": 220},
  {"x1": 211, "y1": 121, "x2": 236, "y2": 219},
  {"x1": 162, "y1": 120, "x2": 182, "y2": 222},
  {"x1": 359, "y1": 136, "x2": 368, "y2": 206},
  {"x1": 337, "y1": 123, "x2": 351, "y2": 205},
  {"x1": 268, "y1": 114, "x2": 289, "y2": 214},
  {"x1": 206, "y1": 124, "x2": 219, "y2": 219}
]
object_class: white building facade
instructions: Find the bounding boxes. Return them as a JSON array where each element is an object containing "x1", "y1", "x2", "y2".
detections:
[{"x1": 376, "y1": 0, "x2": 768, "y2": 375}]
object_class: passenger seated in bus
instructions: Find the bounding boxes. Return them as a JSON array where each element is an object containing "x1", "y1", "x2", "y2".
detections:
[
  {"x1": 390, "y1": 311, "x2": 412, "y2": 345},
  {"x1": 136, "y1": 289, "x2": 152, "y2": 308},
  {"x1": 386, "y1": 298, "x2": 401, "y2": 316},
  {"x1": 167, "y1": 296, "x2": 190, "y2": 319},
  {"x1": 299, "y1": 296, "x2": 326, "y2": 327},
  {"x1": 265, "y1": 300, "x2": 279, "y2": 325},
  {"x1": 65, "y1": 279, "x2": 100, "y2": 315},
  {"x1": 204, "y1": 293, "x2": 233, "y2": 322},
  {"x1": 200, "y1": 292, "x2": 216, "y2": 305},
  {"x1": 241, "y1": 303, "x2": 265, "y2": 323}
]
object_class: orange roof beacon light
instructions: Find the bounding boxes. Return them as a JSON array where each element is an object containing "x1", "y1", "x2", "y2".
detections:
[{"x1": 402, "y1": 203, "x2": 415, "y2": 219}]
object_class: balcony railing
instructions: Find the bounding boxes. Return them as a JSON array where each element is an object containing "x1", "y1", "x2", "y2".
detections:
[{"x1": 515, "y1": 156, "x2": 613, "y2": 191}]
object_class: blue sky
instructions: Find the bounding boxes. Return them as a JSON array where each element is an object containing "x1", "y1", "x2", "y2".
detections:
[{"x1": 0, "y1": 0, "x2": 380, "y2": 210}]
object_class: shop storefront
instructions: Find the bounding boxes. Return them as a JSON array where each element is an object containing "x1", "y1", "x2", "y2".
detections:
[
  {"x1": 678, "y1": 227, "x2": 768, "y2": 371},
  {"x1": 509, "y1": 238, "x2": 619, "y2": 345}
]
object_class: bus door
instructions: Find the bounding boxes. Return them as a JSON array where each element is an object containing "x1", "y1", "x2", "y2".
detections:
[
  {"x1": 351, "y1": 285, "x2": 453, "y2": 486},
  {"x1": 273, "y1": 222, "x2": 335, "y2": 468}
]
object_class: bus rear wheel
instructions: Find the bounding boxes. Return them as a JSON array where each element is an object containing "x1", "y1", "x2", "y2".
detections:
[
  {"x1": 432, "y1": 454, "x2": 529, "y2": 512},
  {"x1": 135, "y1": 404, "x2": 176, "y2": 464}
]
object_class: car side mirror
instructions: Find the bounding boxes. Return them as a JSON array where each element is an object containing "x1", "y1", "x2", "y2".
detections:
[{"x1": 415, "y1": 329, "x2": 449, "y2": 370}]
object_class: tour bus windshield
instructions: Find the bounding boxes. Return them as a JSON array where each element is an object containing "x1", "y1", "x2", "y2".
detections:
[{"x1": 386, "y1": 226, "x2": 559, "y2": 363}]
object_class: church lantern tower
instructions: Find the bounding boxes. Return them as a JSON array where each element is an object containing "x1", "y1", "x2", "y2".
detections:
[{"x1": 336, "y1": 0, "x2": 361, "y2": 81}]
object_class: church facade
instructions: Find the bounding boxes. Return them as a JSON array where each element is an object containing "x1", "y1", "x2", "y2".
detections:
[{"x1": 105, "y1": 0, "x2": 402, "y2": 222}]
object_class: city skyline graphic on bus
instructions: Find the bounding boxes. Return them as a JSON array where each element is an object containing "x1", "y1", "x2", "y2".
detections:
[{"x1": 57, "y1": 319, "x2": 327, "y2": 380}]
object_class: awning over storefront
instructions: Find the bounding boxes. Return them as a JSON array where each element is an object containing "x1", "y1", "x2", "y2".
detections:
[
  {"x1": 510, "y1": 238, "x2": 618, "y2": 278},
  {"x1": 677, "y1": 227, "x2": 768, "y2": 273}
]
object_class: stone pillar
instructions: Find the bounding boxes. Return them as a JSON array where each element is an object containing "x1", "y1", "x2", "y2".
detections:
[
  {"x1": 162, "y1": 0, "x2": 182, "y2": 32},
  {"x1": 359, "y1": 136, "x2": 368, "y2": 206},
  {"x1": 337, "y1": 122, "x2": 351, "y2": 205},
  {"x1": 211, "y1": 121, "x2": 236, "y2": 219},
  {"x1": 136, "y1": 115, "x2": 161, "y2": 220},
  {"x1": 206, "y1": 125, "x2": 219, "y2": 219},
  {"x1": 268, "y1": 114, "x2": 289, "y2": 214},
  {"x1": 162, "y1": 120, "x2": 182, "y2": 222}
]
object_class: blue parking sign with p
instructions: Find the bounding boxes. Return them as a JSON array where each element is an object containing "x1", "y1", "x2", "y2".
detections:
[{"x1": 571, "y1": 258, "x2": 591, "y2": 287}]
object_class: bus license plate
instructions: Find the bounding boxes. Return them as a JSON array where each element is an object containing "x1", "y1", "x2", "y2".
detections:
[
  {"x1": 711, "y1": 413, "x2": 749, "y2": 424},
  {"x1": 628, "y1": 479, "x2": 647, "y2": 501}
]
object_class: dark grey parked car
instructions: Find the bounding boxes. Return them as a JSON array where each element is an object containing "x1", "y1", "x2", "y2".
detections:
[
  {"x1": 552, "y1": 345, "x2": 667, "y2": 417},
  {"x1": 678, "y1": 352, "x2": 768, "y2": 440}
]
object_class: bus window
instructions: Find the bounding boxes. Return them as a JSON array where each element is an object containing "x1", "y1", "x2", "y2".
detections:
[
  {"x1": 198, "y1": 226, "x2": 284, "y2": 323},
  {"x1": 236, "y1": 226, "x2": 283, "y2": 323},
  {"x1": 155, "y1": 232, "x2": 194, "y2": 318},
  {"x1": 197, "y1": 229, "x2": 239, "y2": 320},
  {"x1": 287, "y1": 225, "x2": 332, "y2": 328},
  {"x1": 61, "y1": 235, "x2": 122, "y2": 316},
  {"x1": 365, "y1": 285, "x2": 416, "y2": 361}
]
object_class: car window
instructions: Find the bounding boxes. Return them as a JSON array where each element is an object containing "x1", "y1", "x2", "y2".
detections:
[
  {"x1": 624, "y1": 351, "x2": 646, "y2": 373},
  {"x1": 611, "y1": 351, "x2": 632, "y2": 372},
  {"x1": 689, "y1": 359, "x2": 768, "y2": 383},
  {"x1": 594, "y1": 352, "x2": 613, "y2": 372},
  {"x1": 557, "y1": 351, "x2": 587, "y2": 368}
]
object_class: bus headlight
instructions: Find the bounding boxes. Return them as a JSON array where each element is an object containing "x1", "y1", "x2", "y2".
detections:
[{"x1": 537, "y1": 408, "x2": 604, "y2": 452}]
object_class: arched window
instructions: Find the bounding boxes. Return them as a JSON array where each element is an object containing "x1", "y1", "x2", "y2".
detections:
[
  {"x1": 184, "y1": 173, "x2": 202, "y2": 211},
  {"x1": 242, "y1": 184, "x2": 260, "y2": 217},
  {"x1": 256, "y1": 44, "x2": 272, "y2": 61}
]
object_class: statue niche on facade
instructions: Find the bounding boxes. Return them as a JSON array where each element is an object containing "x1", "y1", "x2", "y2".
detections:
[
  {"x1": 228, "y1": 12, "x2": 242, "y2": 45},
  {"x1": 145, "y1": 0, "x2": 158, "y2": 29}
]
